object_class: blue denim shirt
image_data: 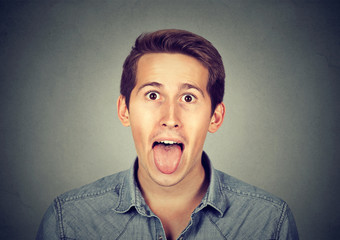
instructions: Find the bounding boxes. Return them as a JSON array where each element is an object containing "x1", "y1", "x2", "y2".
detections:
[{"x1": 36, "y1": 152, "x2": 299, "y2": 239}]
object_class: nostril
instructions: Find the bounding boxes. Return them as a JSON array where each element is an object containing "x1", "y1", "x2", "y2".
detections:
[{"x1": 162, "y1": 123, "x2": 179, "y2": 128}]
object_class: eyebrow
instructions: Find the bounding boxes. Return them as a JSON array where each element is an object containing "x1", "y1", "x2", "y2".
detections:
[
  {"x1": 137, "y1": 82, "x2": 163, "y2": 93},
  {"x1": 180, "y1": 83, "x2": 205, "y2": 97},
  {"x1": 136, "y1": 81, "x2": 205, "y2": 97}
]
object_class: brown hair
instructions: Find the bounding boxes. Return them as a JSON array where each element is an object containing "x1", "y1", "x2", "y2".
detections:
[{"x1": 120, "y1": 29, "x2": 225, "y2": 113}]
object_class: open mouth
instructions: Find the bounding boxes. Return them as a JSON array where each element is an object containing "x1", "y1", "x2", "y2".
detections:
[
  {"x1": 152, "y1": 140, "x2": 184, "y2": 151},
  {"x1": 152, "y1": 140, "x2": 184, "y2": 174}
]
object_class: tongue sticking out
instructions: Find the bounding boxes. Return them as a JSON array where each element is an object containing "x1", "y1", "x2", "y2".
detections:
[{"x1": 153, "y1": 144, "x2": 182, "y2": 174}]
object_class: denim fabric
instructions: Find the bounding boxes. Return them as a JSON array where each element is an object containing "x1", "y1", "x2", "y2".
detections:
[{"x1": 36, "y1": 152, "x2": 299, "y2": 239}]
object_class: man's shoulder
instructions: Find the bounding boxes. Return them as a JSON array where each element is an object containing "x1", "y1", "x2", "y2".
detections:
[
  {"x1": 56, "y1": 169, "x2": 129, "y2": 204},
  {"x1": 210, "y1": 169, "x2": 299, "y2": 239},
  {"x1": 215, "y1": 169, "x2": 286, "y2": 208},
  {"x1": 39, "y1": 169, "x2": 139, "y2": 239}
]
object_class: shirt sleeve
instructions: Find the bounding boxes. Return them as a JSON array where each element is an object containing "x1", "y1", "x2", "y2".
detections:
[
  {"x1": 36, "y1": 201, "x2": 61, "y2": 240},
  {"x1": 277, "y1": 203, "x2": 299, "y2": 240}
]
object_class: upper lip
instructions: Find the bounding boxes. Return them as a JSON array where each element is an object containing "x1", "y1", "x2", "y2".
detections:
[{"x1": 152, "y1": 137, "x2": 185, "y2": 151}]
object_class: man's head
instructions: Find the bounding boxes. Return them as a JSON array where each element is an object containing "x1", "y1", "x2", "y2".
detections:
[
  {"x1": 120, "y1": 29, "x2": 225, "y2": 114},
  {"x1": 117, "y1": 29, "x2": 225, "y2": 188}
]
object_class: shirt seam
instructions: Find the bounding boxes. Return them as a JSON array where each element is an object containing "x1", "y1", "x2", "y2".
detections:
[
  {"x1": 204, "y1": 211, "x2": 228, "y2": 240},
  {"x1": 116, "y1": 211, "x2": 138, "y2": 240},
  {"x1": 275, "y1": 201, "x2": 288, "y2": 240},
  {"x1": 220, "y1": 185, "x2": 283, "y2": 207},
  {"x1": 55, "y1": 196, "x2": 66, "y2": 240},
  {"x1": 58, "y1": 185, "x2": 119, "y2": 203}
]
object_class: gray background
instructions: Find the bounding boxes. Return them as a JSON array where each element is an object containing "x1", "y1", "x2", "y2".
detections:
[{"x1": 1, "y1": 0, "x2": 339, "y2": 239}]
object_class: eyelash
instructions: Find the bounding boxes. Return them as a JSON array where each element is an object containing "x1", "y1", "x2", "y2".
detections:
[
  {"x1": 145, "y1": 91, "x2": 197, "y2": 103},
  {"x1": 146, "y1": 91, "x2": 160, "y2": 100},
  {"x1": 181, "y1": 94, "x2": 196, "y2": 103}
]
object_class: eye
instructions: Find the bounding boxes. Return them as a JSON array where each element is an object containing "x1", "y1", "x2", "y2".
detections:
[
  {"x1": 146, "y1": 91, "x2": 160, "y2": 100},
  {"x1": 181, "y1": 94, "x2": 195, "y2": 103}
]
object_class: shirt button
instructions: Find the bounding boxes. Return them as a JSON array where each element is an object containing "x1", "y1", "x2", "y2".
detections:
[
  {"x1": 158, "y1": 236, "x2": 163, "y2": 240},
  {"x1": 179, "y1": 237, "x2": 183, "y2": 240}
]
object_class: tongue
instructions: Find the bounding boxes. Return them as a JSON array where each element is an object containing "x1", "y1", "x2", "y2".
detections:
[{"x1": 153, "y1": 144, "x2": 182, "y2": 174}]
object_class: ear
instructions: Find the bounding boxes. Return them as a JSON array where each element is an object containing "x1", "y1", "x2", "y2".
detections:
[
  {"x1": 117, "y1": 95, "x2": 130, "y2": 127},
  {"x1": 208, "y1": 102, "x2": 225, "y2": 133}
]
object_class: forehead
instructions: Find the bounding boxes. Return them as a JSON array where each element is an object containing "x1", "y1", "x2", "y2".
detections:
[{"x1": 135, "y1": 53, "x2": 209, "y2": 89}]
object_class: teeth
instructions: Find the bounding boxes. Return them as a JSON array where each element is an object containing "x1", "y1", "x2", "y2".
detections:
[
  {"x1": 160, "y1": 140, "x2": 177, "y2": 144},
  {"x1": 153, "y1": 141, "x2": 183, "y2": 151}
]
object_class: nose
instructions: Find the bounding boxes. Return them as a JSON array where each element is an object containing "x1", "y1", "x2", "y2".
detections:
[{"x1": 160, "y1": 101, "x2": 181, "y2": 129}]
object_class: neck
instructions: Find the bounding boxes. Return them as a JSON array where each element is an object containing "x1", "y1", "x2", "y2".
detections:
[{"x1": 137, "y1": 162, "x2": 209, "y2": 210}]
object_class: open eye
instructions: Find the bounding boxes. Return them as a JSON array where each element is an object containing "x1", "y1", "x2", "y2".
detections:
[
  {"x1": 146, "y1": 91, "x2": 160, "y2": 100},
  {"x1": 181, "y1": 94, "x2": 195, "y2": 103}
]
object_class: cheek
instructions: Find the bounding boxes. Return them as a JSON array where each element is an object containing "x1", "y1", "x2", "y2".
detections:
[
  {"x1": 186, "y1": 104, "x2": 211, "y2": 124},
  {"x1": 183, "y1": 109, "x2": 211, "y2": 139},
  {"x1": 129, "y1": 105, "x2": 156, "y2": 145}
]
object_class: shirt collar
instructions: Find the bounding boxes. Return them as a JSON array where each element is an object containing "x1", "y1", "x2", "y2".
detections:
[
  {"x1": 113, "y1": 152, "x2": 230, "y2": 217},
  {"x1": 113, "y1": 160, "x2": 149, "y2": 215},
  {"x1": 198, "y1": 151, "x2": 230, "y2": 217}
]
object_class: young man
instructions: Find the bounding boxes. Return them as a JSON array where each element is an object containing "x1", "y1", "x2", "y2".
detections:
[{"x1": 36, "y1": 29, "x2": 299, "y2": 239}]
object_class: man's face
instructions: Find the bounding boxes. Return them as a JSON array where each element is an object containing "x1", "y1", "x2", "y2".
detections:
[{"x1": 118, "y1": 53, "x2": 223, "y2": 187}]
